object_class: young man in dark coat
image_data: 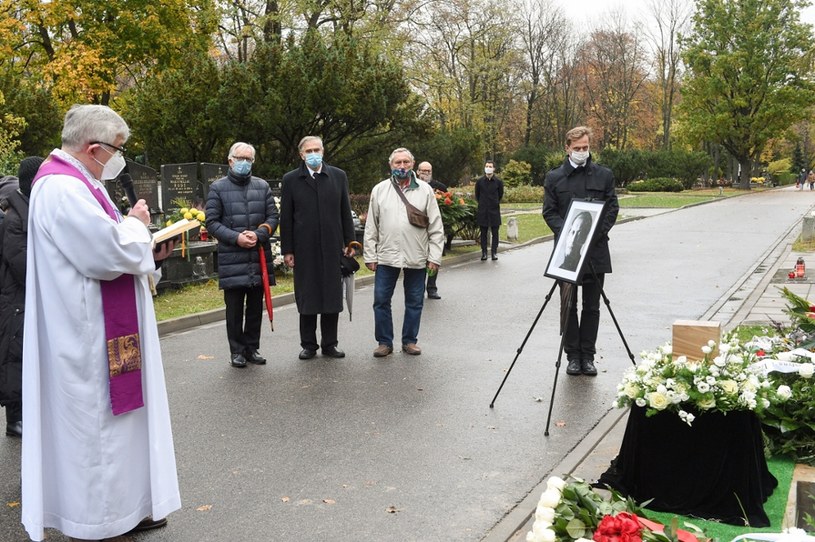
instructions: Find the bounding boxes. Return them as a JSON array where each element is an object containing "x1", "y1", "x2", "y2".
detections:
[
  {"x1": 543, "y1": 126, "x2": 619, "y2": 377},
  {"x1": 206, "y1": 142, "x2": 279, "y2": 368},
  {"x1": 475, "y1": 160, "x2": 504, "y2": 260},
  {"x1": 0, "y1": 156, "x2": 44, "y2": 437},
  {"x1": 280, "y1": 136, "x2": 355, "y2": 360}
]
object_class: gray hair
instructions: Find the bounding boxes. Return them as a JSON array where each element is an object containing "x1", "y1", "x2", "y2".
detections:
[
  {"x1": 389, "y1": 147, "x2": 414, "y2": 164},
  {"x1": 228, "y1": 142, "x2": 256, "y2": 160},
  {"x1": 61, "y1": 105, "x2": 130, "y2": 151},
  {"x1": 298, "y1": 136, "x2": 323, "y2": 152}
]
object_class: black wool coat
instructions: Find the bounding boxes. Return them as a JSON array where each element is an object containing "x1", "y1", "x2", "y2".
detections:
[
  {"x1": 0, "y1": 190, "x2": 29, "y2": 404},
  {"x1": 475, "y1": 175, "x2": 504, "y2": 227},
  {"x1": 205, "y1": 171, "x2": 279, "y2": 290},
  {"x1": 280, "y1": 163, "x2": 355, "y2": 315},
  {"x1": 542, "y1": 156, "x2": 619, "y2": 274}
]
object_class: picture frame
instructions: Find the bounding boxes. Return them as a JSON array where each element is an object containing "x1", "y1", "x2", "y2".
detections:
[{"x1": 544, "y1": 199, "x2": 607, "y2": 284}]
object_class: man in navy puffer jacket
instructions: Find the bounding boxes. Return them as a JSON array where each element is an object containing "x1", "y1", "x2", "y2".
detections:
[{"x1": 206, "y1": 142, "x2": 279, "y2": 368}]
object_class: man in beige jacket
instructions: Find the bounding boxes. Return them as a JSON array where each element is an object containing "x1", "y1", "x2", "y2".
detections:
[{"x1": 363, "y1": 147, "x2": 444, "y2": 357}]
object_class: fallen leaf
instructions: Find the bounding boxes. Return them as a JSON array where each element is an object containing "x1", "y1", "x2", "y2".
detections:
[
  {"x1": 297, "y1": 499, "x2": 313, "y2": 505},
  {"x1": 196, "y1": 504, "x2": 212, "y2": 511},
  {"x1": 197, "y1": 354, "x2": 214, "y2": 360},
  {"x1": 416, "y1": 387, "x2": 424, "y2": 391},
  {"x1": 555, "y1": 421, "x2": 566, "y2": 427},
  {"x1": 386, "y1": 505, "x2": 399, "y2": 513},
  {"x1": 533, "y1": 396, "x2": 544, "y2": 402},
  {"x1": 322, "y1": 498, "x2": 336, "y2": 505},
  {"x1": 281, "y1": 496, "x2": 290, "y2": 503},
  {"x1": 7, "y1": 501, "x2": 20, "y2": 508}
]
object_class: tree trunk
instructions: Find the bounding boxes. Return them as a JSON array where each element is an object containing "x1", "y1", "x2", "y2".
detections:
[{"x1": 738, "y1": 158, "x2": 752, "y2": 190}]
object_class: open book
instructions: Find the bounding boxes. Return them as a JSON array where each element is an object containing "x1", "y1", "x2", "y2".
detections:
[{"x1": 152, "y1": 218, "x2": 201, "y2": 247}]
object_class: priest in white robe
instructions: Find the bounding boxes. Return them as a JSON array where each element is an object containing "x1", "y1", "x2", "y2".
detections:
[{"x1": 21, "y1": 104, "x2": 181, "y2": 541}]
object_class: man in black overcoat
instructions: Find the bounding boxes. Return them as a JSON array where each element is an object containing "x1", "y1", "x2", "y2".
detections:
[
  {"x1": 280, "y1": 136, "x2": 356, "y2": 360},
  {"x1": 543, "y1": 126, "x2": 619, "y2": 377},
  {"x1": 475, "y1": 160, "x2": 504, "y2": 260}
]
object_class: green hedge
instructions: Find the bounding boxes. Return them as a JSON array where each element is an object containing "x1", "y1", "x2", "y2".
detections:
[
  {"x1": 503, "y1": 185, "x2": 544, "y2": 203},
  {"x1": 626, "y1": 178, "x2": 684, "y2": 192}
]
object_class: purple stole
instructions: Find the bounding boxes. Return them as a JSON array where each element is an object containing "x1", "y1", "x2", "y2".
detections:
[{"x1": 34, "y1": 154, "x2": 144, "y2": 415}]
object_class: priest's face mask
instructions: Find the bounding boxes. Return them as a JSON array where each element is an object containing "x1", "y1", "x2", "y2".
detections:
[{"x1": 90, "y1": 141, "x2": 127, "y2": 180}]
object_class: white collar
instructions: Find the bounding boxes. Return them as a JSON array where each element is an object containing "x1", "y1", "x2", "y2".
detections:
[{"x1": 53, "y1": 148, "x2": 103, "y2": 187}]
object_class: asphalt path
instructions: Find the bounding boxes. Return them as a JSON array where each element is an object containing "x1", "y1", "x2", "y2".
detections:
[{"x1": 2, "y1": 187, "x2": 814, "y2": 541}]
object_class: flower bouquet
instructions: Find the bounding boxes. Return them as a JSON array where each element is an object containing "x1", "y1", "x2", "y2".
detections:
[
  {"x1": 434, "y1": 190, "x2": 477, "y2": 242},
  {"x1": 162, "y1": 199, "x2": 206, "y2": 259},
  {"x1": 526, "y1": 476, "x2": 699, "y2": 542},
  {"x1": 614, "y1": 335, "x2": 790, "y2": 426}
]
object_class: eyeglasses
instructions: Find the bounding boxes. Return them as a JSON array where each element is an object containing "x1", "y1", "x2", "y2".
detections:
[
  {"x1": 92, "y1": 141, "x2": 127, "y2": 157},
  {"x1": 232, "y1": 156, "x2": 254, "y2": 163}
]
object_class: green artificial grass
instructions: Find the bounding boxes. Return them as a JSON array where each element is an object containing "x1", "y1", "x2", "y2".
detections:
[{"x1": 643, "y1": 456, "x2": 795, "y2": 542}]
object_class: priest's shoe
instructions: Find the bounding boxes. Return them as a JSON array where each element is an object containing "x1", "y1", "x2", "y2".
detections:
[
  {"x1": 566, "y1": 359, "x2": 582, "y2": 376},
  {"x1": 581, "y1": 359, "x2": 598, "y2": 376},
  {"x1": 6, "y1": 421, "x2": 22, "y2": 438},
  {"x1": 322, "y1": 347, "x2": 345, "y2": 358},
  {"x1": 230, "y1": 353, "x2": 247, "y2": 368},
  {"x1": 299, "y1": 349, "x2": 317, "y2": 360},
  {"x1": 245, "y1": 349, "x2": 266, "y2": 364},
  {"x1": 128, "y1": 516, "x2": 168, "y2": 533}
]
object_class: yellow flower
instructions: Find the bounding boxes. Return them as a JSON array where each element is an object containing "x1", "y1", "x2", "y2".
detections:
[
  {"x1": 196, "y1": 211, "x2": 206, "y2": 222},
  {"x1": 179, "y1": 207, "x2": 189, "y2": 215},
  {"x1": 183, "y1": 211, "x2": 193, "y2": 220},
  {"x1": 166, "y1": 220, "x2": 173, "y2": 227}
]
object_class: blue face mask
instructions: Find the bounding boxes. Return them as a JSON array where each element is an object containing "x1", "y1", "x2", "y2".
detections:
[
  {"x1": 392, "y1": 168, "x2": 410, "y2": 179},
  {"x1": 232, "y1": 159, "x2": 252, "y2": 176},
  {"x1": 305, "y1": 153, "x2": 323, "y2": 169}
]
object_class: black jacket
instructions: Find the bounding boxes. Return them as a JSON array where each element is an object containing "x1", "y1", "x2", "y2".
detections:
[
  {"x1": 205, "y1": 170, "x2": 279, "y2": 290},
  {"x1": 0, "y1": 190, "x2": 28, "y2": 404},
  {"x1": 280, "y1": 163, "x2": 355, "y2": 315},
  {"x1": 542, "y1": 156, "x2": 619, "y2": 274},
  {"x1": 475, "y1": 175, "x2": 504, "y2": 227}
]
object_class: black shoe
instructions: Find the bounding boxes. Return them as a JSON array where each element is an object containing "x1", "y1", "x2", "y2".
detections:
[
  {"x1": 481, "y1": 252, "x2": 488, "y2": 261},
  {"x1": 128, "y1": 516, "x2": 168, "y2": 533},
  {"x1": 491, "y1": 253, "x2": 498, "y2": 261},
  {"x1": 566, "y1": 359, "x2": 582, "y2": 376},
  {"x1": 322, "y1": 347, "x2": 345, "y2": 358},
  {"x1": 299, "y1": 349, "x2": 317, "y2": 360},
  {"x1": 427, "y1": 291, "x2": 441, "y2": 299},
  {"x1": 581, "y1": 359, "x2": 598, "y2": 376},
  {"x1": 5, "y1": 421, "x2": 21, "y2": 438},
  {"x1": 245, "y1": 350, "x2": 266, "y2": 364},
  {"x1": 230, "y1": 353, "x2": 247, "y2": 368}
]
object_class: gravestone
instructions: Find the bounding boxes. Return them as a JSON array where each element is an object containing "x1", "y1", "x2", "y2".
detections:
[
  {"x1": 200, "y1": 163, "x2": 229, "y2": 200},
  {"x1": 128, "y1": 161, "x2": 160, "y2": 214},
  {"x1": 267, "y1": 179, "x2": 282, "y2": 198},
  {"x1": 161, "y1": 163, "x2": 201, "y2": 211}
]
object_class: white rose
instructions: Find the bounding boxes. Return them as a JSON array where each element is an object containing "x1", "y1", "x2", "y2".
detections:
[
  {"x1": 527, "y1": 531, "x2": 541, "y2": 542},
  {"x1": 777, "y1": 385, "x2": 792, "y2": 400},
  {"x1": 537, "y1": 488, "x2": 561, "y2": 509},
  {"x1": 719, "y1": 380, "x2": 738, "y2": 395},
  {"x1": 697, "y1": 396, "x2": 716, "y2": 409},
  {"x1": 546, "y1": 476, "x2": 566, "y2": 492},
  {"x1": 535, "y1": 505, "x2": 555, "y2": 525},
  {"x1": 702, "y1": 345, "x2": 713, "y2": 355},
  {"x1": 623, "y1": 383, "x2": 639, "y2": 399},
  {"x1": 713, "y1": 356, "x2": 726, "y2": 367},
  {"x1": 647, "y1": 391, "x2": 670, "y2": 410},
  {"x1": 799, "y1": 363, "x2": 814, "y2": 379},
  {"x1": 532, "y1": 524, "x2": 556, "y2": 542}
]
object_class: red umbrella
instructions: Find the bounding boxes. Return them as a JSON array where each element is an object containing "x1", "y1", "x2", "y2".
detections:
[{"x1": 258, "y1": 245, "x2": 274, "y2": 331}]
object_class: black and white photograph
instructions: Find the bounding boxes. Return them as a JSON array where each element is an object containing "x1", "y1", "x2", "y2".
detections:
[{"x1": 545, "y1": 199, "x2": 606, "y2": 283}]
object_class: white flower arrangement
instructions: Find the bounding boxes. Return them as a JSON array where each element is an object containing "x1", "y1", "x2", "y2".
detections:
[{"x1": 615, "y1": 336, "x2": 789, "y2": 426}]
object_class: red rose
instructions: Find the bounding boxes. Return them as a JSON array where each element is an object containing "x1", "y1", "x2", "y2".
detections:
[
  {"x1": 756, "y1": 349, "x2": 765, "y2": 357},
  {"x1": 593, "y1": 513, "x2": 642, "y2": 542},
  {"x1": 444, "y1": 197, "x2": 453, "y2": 205}
]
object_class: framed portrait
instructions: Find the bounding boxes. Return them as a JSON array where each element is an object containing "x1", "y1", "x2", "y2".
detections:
[{"x1": 544, "y1": 199, "x2": 607, "y2": 284}]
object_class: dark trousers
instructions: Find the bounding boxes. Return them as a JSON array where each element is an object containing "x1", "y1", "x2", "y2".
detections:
[
  {"x1": 426, "y1": 271, "x2": 439, "y2": 295},
  {"x1": 480, "y1": 226, "x2": 500, "y2": 254},
  {"x1": 560, "y1": 274, "x2": 604, "y2": 362},
  {"x1": 4, "y1": 401, "x2": 21, "y2": 424},
  {"x1": 224, "y1": 286, "x2": 264, "y2": 355},
  {"x1": 299, "y1": 313, "x2": 339, "y2": 352}
]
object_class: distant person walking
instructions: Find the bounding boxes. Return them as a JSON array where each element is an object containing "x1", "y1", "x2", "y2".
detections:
[
  {"x1": 543, "y1": 126, "x2": 619, "y2": 377},
  {"x1": 206, "y1": 142, "x2": 279, "y2": 368},
  {"x1": 475, "y1": 160, "x2": 503, "y2": 261},
  {"x1": 808, "y1": 169, "x2": 815, "y2": 191},
  {"x1": 280, "y1": 136, "x2": 356, "y2": 360},
  {"x1": 363, "y1": 148, "x2": 444, "y2": 357},
  {"x1": 416, "y1": 160, "x2": 446, "y2": 299}
]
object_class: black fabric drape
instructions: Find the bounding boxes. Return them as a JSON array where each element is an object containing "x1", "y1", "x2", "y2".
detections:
[{"x1": 599, "y1": 406, "x2": 777, "y2": 527}]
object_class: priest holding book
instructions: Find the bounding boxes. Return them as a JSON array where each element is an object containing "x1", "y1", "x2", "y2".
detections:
[{"x1": 22, "y1": 104, "x2": 180, "y2": 541}]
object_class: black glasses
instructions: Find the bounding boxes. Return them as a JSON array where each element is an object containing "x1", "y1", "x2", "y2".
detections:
[{"x1": 91, "y1": 141, "x2": 127, "y2": 156}]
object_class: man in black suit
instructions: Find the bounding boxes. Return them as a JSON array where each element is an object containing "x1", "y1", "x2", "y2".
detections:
[
  {"x1": 543, "y1": 126, "x2": 618, "y2": 377},
  {"x1": 280, "y1": 136, "x2": 356, "y2": 360}
]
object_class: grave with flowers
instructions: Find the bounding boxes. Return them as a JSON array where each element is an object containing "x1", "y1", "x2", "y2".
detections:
[{"x1": 525, "y1": 286, "x2": 815, "y2": 542}]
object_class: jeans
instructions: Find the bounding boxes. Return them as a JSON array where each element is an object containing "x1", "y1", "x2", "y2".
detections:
[
  {"x1": 373, "y1": 265, "x2": 426, "y2": 347},
  {"x1": 560, "y1": 274, "x2": 604, "y2": 361}
]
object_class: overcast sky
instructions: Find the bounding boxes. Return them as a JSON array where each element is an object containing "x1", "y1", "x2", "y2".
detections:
[{"x1": 555, "y1": 0, "x2": 815, "y2": 31}]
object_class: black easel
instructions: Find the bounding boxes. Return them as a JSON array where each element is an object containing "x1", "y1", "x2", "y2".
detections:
[{"x1": 489, "y1": 263, "x2": 636, "y2": 436}]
